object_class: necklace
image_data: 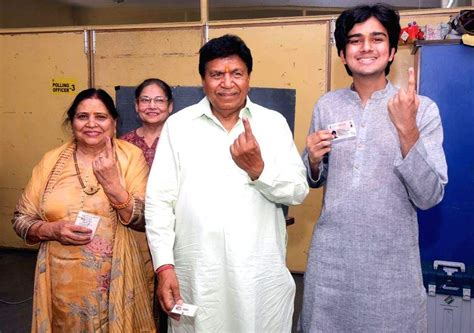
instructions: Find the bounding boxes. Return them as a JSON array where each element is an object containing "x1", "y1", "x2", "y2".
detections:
[{"x1": 73, "y1": 148, "x2": 101, "y2": 195}]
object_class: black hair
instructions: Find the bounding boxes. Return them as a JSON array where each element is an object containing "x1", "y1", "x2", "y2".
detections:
[
  {"x1": 64, "y1": 88, "x2": 117, "y2": 127},
  {"x1": 198, "y1": 34, "x2": 253, "y2": 78},
  {"x1": 335, "y1": 3, "x2": 401, "y2": 76},
  {"x1": 135, "y1": 78, "x2": 173, "y2": 102}
]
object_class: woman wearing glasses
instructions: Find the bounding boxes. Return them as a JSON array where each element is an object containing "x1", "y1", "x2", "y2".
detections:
[
  {"x1": 120, "y1": 78, "x2": 173, "y2": 331},
  {"x1": 120, "y1": 78, "x2": 173, "y2": 167}
]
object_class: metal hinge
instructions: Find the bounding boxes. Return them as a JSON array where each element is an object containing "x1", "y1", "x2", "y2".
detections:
[
  {"x1": 84, "y1": 30, "x2": 88, "y2": 54},
  {"x1": 91, "y1": 30, "x2": 96, "y2": 54},
  {"x1": 329, "y1": 17, "x2": 336, "y2": 46},
  {"x1": 83, "y1": 30, "x2": 96, "y2": 54}
]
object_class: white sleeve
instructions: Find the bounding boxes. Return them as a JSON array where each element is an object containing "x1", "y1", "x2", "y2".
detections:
[
  {"x1": 250, "y1": 114, "x2": 309, "y2": 205},
  {"x1": 145, "y1": 122, "x2": 178, "y2": 270}
]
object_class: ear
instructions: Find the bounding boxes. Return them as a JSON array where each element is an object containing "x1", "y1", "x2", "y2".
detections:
[
  {"x1": 339, "y1": 49, "x2": 347, "y2": 64},
  {"x1": 135, "y1": 100, "x2": 139, "y2": 113},
  {"x1": 168, "y1": 101, "x2": 174, "y2": 114},
  {"x1": 389, "y1": 47, "x2": 396, "y2": 62}
]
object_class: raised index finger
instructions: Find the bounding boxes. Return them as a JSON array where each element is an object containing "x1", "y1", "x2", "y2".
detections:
[
  {"x1": 242, "y1": 117, "x2": 254, "y2": 140},
  {"x1": 105, "y1": 137, "x2": 113, "y2": 159},
  {"x1": 407, "y1": 67, "x2": 417, "y2": 95}
]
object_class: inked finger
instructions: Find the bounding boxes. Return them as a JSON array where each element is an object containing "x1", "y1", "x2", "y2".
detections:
[
  {"x1": 105, "y1": 137, "x2": 113, "y2": 158},
  {"x1": 242, "y1": 117, "x2": 254, "y2": 140},
  {"x1": 407, "y1": 67, "x2": 417, "y2": 95}
]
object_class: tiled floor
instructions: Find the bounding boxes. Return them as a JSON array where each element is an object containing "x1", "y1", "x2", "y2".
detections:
[{"x1": 0, "y1": 248, "x2": 304, "y2": 333}]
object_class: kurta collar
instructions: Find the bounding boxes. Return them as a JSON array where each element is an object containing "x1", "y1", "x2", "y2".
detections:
[{"x1": 348, "y1": 80, "x2": 396, "y2": 102}]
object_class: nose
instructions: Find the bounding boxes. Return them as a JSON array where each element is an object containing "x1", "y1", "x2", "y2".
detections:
[
  {"x1": 362, "y1": 38, "x2": 372, "y2": 52},
  {"x1": 86, "y1": 118, "x2": 97, "y2": 127},
  {"x1": 221, "y1": 72, "x2": 233, "y2": 88}
]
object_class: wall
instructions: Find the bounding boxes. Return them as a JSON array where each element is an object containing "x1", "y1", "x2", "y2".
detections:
[
  {"x1": 72, "y1": 7, "x2": 201, "y2": 25},
  {"x1": 330, "y1": 12, "x2": 454, "y2": 91},
  {"x1": 0, "y1": 0, "x2": 75, "y2": 28},
  {"x1": 0, "y1": 30, "x2": 89, "y2": 248},
  {"x1": 0, "y1": 7, "x2": 462, "y2": 270}
]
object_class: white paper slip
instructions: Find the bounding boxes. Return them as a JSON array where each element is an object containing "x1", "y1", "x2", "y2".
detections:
[
  {"x1": 328, "y1": 120, "x2": 357, "y2": 142},
  {"x1": 171, "y1": 303, "x2": 198, "y2": 317},
  {"x1": 75, "y1": 211, "x2": 100, "y2": 236}
]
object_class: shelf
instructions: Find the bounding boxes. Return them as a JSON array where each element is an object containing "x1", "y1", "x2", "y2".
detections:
[{"x1": 411, "y1": 39, "x2": 462, "y2": 54}]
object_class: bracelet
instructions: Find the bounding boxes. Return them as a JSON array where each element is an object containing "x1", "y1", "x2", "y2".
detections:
[
  {"x1": 156, "y1": 264, "x2": 174, "y2": 275},
  {"x1": 110, "y1": 192, "x2": 133, "y2": 210}
]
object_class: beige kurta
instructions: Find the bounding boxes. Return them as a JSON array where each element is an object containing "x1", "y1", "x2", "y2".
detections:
[{"x1": 12, "y1": 140, "x2": 156, "y2": 332}]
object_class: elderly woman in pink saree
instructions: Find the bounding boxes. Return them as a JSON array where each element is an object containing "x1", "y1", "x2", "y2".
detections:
[{"x1": 12, "y1": 88, "x2": 155, "y2": 332}]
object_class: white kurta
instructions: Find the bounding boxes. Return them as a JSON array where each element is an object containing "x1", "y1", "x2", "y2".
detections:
[{"x1": 145, "y1": 97, "x2": 309, "y2": 332}]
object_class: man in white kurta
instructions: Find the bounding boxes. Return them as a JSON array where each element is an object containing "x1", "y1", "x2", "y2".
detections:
[{"x1": 145, "y1": 34, "x2": 308, "y2": 332}]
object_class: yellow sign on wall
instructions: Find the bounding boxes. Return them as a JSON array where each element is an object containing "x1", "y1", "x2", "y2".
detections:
[{"x1": 51, "y1": 78, "x2": 78, "y2": 94}]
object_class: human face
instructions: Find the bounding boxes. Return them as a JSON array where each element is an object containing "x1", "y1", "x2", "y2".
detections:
[
  {"x1": 72, "y1": 98, "x2": 116, "y2": 148},
  {"x1": 202, "y1": 55, "x2": 250, "y2": 119},
  {"x1": 340, "y1": 16, "x2": 395, "y2": 80},
  {"x1": 135, "y1": 84, "x2": 172, "y2": 126}
]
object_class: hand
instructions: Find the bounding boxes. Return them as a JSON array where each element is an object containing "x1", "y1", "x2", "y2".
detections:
[
  {"x1": 230, "y1": 118, "x2": 264, "y2": 180},
  {"x1": 48, "y1": 221, "x2": 92, "y2": 245},
  {"x1": 93, "y1": 137, "x2": 121, "y2": 192},
  {"x1": 157, "y1": 268, "x2": 183, "y2": 320},
  {"x1": 387, "y1": 67, "x2": 420, "y2": 156},
  {"x1": 306, "y1": 130, "x2": 333, "y2": 169},
  {"x1": 388, "y1": 67, "x2": 420, "y2": 134}
]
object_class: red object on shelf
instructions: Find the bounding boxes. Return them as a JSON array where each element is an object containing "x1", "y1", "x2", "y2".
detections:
[{"x1": 400, "y1": 21, "x2": 424, "y2": 44}]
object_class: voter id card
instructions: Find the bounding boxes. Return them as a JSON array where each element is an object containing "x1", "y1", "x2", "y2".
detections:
[
  {"x1": 75, "y1": 211, "x2": 100, "y2": 236},
  {"x1": 171, "y1": 303, "x2": 198, "y2": 317},
  {"x1": 328, "y1": 120, "x2": 356, "y2": 142}
]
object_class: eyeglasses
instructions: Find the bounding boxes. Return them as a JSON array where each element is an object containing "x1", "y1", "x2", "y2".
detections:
[{"x1": 138, "y1": 96, "x2": 168, "y2": 106}]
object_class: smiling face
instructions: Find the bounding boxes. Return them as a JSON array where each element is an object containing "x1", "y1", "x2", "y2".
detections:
[
  {"x1": 135, "y1": 83, "x2": 172, "y2": 126},
  {"x1": 72, "y1": 97, "x2": 116, "y2": 148},
  {"x1": 202, "y1": 55, "x2": 250, "y2": 119},
  {"x1": 340, "y1": 16, "x2": 395, "y2": 80}
]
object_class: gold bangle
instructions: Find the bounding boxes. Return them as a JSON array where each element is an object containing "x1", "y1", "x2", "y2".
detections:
[{"x1": 110, "y1": 192, "x2": 133, "y2": 210}]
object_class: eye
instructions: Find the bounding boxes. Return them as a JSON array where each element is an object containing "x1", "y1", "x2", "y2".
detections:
[
  {"x1": 139, "y1": 97, "x2": 152, "y2": 104},
  {"x1": 153, "y1": 98, "x2": 167, "y2": 104},
  {"x1": 349, "y1": 39, "x2": 361, "y2": 45},
  {"x1": 96, "y1": 114, "x2": 108, "y2": 120},
  {"x1": 210, "y1": 72, "x2": 223, "y2": 80},
  {"x1": 233, "y1": 71, "x2": 244, "y2": 78},
  {"x1": 75, "y1": 113, "x2": 88, "y2": 120},
  {"x1": 373, "y1": 37, "x2": 384, "y2": 43}
]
